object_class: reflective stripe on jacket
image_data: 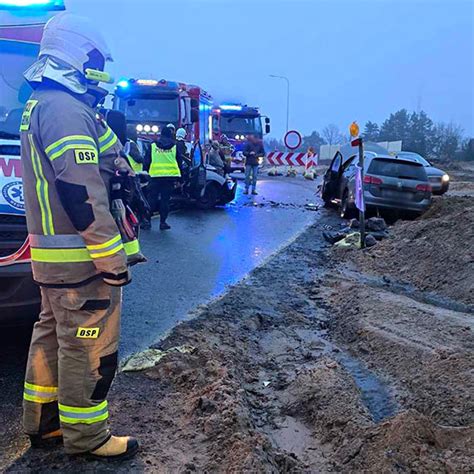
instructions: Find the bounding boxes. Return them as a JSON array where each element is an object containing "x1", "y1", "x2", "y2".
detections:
[
  {"x1": 20, "y1": 86, "x2": 130, "y2": 286},
  {"x1": 149, "y1": 144, "x2": 181, "y2": 178}
]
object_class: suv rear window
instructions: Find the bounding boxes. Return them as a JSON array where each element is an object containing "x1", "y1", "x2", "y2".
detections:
[{"x1": 367, "y1": 158, "x2": 427, "y2": 180}]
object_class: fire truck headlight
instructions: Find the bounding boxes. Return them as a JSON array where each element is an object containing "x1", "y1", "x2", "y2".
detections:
[
  {"x1": 151, "y1": 125, "x2": 159, "y2": 133},
  {"x1": 136, "y1": 124, "x2": 144, "y2": 132},
  {"x1": 144, "y1": 125, "x2": 151, "y2": 133},
  {"x1": 235, "y1": 134, "x2": 239, "y2": 140},
  {"x1": 240, "y1": 135, "x2": 246, "y2": 140}
]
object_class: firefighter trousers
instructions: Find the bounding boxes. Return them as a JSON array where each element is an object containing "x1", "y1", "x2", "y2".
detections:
[{"x1": 23, "y1": 279, "x2": 121, "y2": 454}]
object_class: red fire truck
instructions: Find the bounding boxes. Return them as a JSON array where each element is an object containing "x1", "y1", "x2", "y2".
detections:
[
  {"x1": 113, "y1": 78, "x2": 237, "y2": 209},
  {"x1": 113, "y1": 78, "x2": 213, "y2": 144},
  {"x1": 211, "y1": 104, "x2": 270, "y2": 171}
]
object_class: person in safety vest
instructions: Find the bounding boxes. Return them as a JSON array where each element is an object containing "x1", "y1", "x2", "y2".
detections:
[
  {"x1": 144, "y1": 125, "x2": 181, "y2": 230},
  {"x1": 20, "y1": 12, "x2": 140, "y2": 460}
]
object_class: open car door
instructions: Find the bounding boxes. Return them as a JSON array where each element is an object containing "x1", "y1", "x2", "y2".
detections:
[{"x1": 189, "y1": 141, "x2": 207, "y2": 199}]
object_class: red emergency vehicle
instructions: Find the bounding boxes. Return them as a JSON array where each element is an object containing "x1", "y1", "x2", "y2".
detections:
[
  {"x1": 0, "y1": 1, "x2": 65, "y2": 324},
  {"x1": 211, "y1": 104, "x2": 270, "y2": 171},
  {"x1": 113, "y1": 78, "x2": 213, "y2": 144}
]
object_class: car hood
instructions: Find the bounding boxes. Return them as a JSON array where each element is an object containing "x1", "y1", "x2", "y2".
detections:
[{"x1": 425, "y1": 166, "x2": 445, "y2": 177}]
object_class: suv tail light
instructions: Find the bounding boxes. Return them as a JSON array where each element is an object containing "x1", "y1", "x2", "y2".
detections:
[
  {"x1": 416, "y1": 184, "x2": 432, "y2": 192},
  {"x1": 363, "y1": 175, "x2": 383, "y2": 185}
]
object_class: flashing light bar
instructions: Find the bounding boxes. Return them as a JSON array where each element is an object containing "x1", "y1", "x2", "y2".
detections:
[
  {"x1": 220, "y1": 104, "x2": 243, "y2": 111},
  {"x1": 136, "y1": 79, "x2": 159, "y2": 86},
  {"x1": 0, "y1": 0, "x2": 64, "y2": 9},
  {"x1": 117, "y1": 80, "x2": 130, "y2": 88}
]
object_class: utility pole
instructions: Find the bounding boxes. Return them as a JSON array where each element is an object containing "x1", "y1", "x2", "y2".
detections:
[{"x1": 269, "y1": 74, "x2": 290, "y2": 133}]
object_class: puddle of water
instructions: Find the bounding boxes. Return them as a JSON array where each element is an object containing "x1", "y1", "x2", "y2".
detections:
[{"x1": 338, "y1": 352, "x2": 398, "y2": 423}]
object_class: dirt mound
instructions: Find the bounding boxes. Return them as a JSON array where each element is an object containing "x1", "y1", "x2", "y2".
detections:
[
  {"x1": 344, "y1": 410, "x2": 474, "y2": 472},
  {"x1": 347, "y1": 196, "x2": 474, "y2": 306}
]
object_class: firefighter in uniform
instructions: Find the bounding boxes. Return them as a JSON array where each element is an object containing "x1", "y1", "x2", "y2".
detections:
[{"x1": 20, "y1": 13, "x2": 139, "y2": 460}]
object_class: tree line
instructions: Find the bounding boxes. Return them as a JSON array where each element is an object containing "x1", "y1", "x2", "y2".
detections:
[{"x1": 265, "y1": 109, "x2": 474, "y2": 161}]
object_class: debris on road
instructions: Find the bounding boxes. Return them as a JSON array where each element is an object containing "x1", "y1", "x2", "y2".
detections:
[
  {"x1": 323, "y1": 217, "x2": 389, "y2": 247},
  {"x1": 121, "y1": 346, "x2": 195, "y2": 372},
  {"x1": 267, "y1": 166, "x2": 283, "y2": 176}
]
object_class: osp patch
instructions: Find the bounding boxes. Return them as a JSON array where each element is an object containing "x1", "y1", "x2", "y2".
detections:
[
  {"x1": 74, "y1": 149, "x2": 98, "y2": 165},
  {"x1": 76, "y1": 327, "x2": 100, "y2": 339}
]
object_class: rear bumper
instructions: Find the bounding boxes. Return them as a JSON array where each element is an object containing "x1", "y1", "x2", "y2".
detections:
[
  {"x1": 0, "y1": 262, "x2": 40, "y2": 325},
  {"x1": 364, "y1": 194, "x2": 431, "y2": 213}
]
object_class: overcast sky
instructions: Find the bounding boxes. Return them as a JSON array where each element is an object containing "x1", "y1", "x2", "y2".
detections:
[{"x1": 67, "y1": 0, "x2": 474, "y2": 140}]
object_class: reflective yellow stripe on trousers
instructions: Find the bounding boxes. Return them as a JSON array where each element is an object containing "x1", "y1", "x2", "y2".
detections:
[
  {"x1": 59, "y1": 400, "x2": 108, "y2": 425},
  {"x1": 23, "y1": 382, "x2": 58, "y2": 404}
]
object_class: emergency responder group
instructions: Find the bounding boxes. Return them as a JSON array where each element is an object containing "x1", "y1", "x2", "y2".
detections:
[{"x1": 19, "y1": 11, "x2": 266, "y2": 463}]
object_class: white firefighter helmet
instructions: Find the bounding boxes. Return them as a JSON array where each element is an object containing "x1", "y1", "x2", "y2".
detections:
[
  {"x1": 40, "y1": 12, "x2": 113, "y2": 74},
  {"x1": 176, "y1": 128, "x2": 186, "y2": 140}
]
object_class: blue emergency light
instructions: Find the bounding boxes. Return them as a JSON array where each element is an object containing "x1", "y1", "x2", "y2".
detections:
[
  {"x1": 220, "y1": 104, "x2": 243, "y2": 111},
  {"x1": 0, "y1": 0, "x2": 64, "y2": 9},
  {"x1": 117, "y1": 79, "x2": 130, "y2": 89}
]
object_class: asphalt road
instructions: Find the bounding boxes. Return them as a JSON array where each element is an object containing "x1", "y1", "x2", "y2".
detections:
[
  {"x1": 0, "y1": 175, "x2": 321, "y2": 423},
  {"x1": 121, "y1": 175, "x2": 320, "y2": 357}
]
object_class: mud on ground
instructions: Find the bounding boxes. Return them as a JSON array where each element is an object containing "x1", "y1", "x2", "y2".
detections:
[{"x1": 2, "y1": 196, "x2": 473, "y2": 472}]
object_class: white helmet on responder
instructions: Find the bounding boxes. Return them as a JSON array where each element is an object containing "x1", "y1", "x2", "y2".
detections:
[
  {"x1": 41, "y1": 12, "x2": 112, "y2": 77},
  {"x1": 24, "y1": 12, "x2": 113, "y2": 94},
  {"x1": 176, "y1": 128, "x2": 186, "y2": 140}
]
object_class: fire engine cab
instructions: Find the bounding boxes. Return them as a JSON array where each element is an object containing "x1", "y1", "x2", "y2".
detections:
[
  {"x1": 211, "y1": 104, "x2": 270, "y2": 171},
  {"x1": 113, "y1": 79, "x2": 237, "y2": 210},
  {"x1": 113, "y1": 78, "x2": 213, "y2": 144}
]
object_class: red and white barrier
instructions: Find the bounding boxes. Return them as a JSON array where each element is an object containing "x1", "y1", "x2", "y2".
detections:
[{"x1": 266, "y1": 151, "x2": 318, "y2": 168}]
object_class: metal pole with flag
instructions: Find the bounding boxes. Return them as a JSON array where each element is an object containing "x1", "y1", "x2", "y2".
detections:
[{"x1": 349, "y1": 122, "x2": 365, "y2": 248}]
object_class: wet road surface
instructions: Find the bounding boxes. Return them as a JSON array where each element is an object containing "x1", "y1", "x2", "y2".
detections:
[
  {"x1": 0, "y1": 175, "x2": 321, "y2": 419},
  {"x1": 121, "y1": 175, "x2": 320, "y2": 357}
]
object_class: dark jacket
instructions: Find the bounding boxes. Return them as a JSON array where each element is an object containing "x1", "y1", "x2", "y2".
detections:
[
  {"x1": 243, "y1": 140, "x2": 265, "y2": 166},
  {"x1": 176, "y1": 139, "x2": 190, "y2": 170}
]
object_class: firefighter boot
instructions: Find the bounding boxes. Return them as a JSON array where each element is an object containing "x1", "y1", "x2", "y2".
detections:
[{"x1": 89, "y1": 435, "x2": 139, "y2": 461}]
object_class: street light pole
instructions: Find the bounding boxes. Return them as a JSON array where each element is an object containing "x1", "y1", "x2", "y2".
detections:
[{"x1": 269, "y1": 74, "x2": 290, "y2": 133}]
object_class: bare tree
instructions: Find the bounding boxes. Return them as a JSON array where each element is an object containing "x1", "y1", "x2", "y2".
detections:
[
  {"x1": 322, "y1": 124, "x2": 345, "y2": 145},
  {"x1": 431, "y1": 122, "x2": 464, "y2": 160}
]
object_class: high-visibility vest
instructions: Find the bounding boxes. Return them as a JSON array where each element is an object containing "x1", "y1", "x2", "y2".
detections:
[
  {"x1": 127, "y1": 154, "x2": 143, "y2": 173},
  {"x1": 149, "y1": 144, "x2": 181, "y2": 178}
]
